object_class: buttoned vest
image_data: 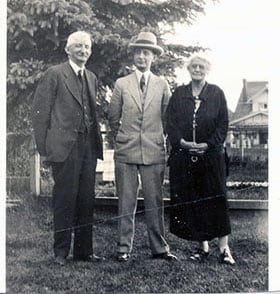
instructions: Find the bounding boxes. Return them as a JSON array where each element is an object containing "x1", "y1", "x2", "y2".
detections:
[{"x1": 77, "y1": 72, "x2": 94, "y2": 132}]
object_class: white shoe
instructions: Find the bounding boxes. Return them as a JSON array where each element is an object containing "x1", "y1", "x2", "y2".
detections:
[{"x1": 220, "y1": 248, "x2": 236, "y2": 265}]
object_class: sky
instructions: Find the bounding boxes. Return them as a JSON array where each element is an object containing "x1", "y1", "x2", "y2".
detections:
[{"x1": 165, "y1": 0, "x2": 279, "y2": 111}]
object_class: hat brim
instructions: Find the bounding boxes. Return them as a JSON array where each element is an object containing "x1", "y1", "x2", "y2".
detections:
[{"x1": 128, "y1": 43, "x2": 164, "y2": 56}]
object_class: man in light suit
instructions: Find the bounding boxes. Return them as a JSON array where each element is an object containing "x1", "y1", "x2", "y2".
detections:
[
  {"x1": 108, "y1": 32, "x2": 177, "y2": 262},
  {"x1": 32, "y1": 31, "x2": 103, "y2": 265}
]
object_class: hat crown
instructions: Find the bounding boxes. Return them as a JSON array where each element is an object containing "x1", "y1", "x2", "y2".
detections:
[
  {"x1": 135, "y1": 32, "x2": 157, "y2": 45},
  {"x1": 129, "y1": 31, "x2": 164, "y2": 56}
]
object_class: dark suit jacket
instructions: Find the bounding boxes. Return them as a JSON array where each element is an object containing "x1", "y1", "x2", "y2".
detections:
[{"x1": 32, "y1": 61, "x2": 103, "y2": 162}]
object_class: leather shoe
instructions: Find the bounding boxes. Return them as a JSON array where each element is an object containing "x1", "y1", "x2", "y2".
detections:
[
  {"x1": 74, "y1": 254, "x2": 105, "y2": 262},
  {"x1": 153, "y1": 252, "x2": 178, "y2": 261},
  {"x1": 219, "y1": 249, "x2": 236, "y2": 265},
  {"x1": 54, "y1": 255, "x2": 66, "y2": 266},
  {"x1": 190, "y1": 248, "x2": 209, "y2": 262},
  {"x1": 117, "y1": 253, "x2": 130, "y2": 262}
]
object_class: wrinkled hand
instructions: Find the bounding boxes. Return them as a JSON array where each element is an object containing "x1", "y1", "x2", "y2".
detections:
[
  {"x1": 180, "y1": 139, "x2": 208, "y2": 151},
  {"x1": 180, "y1": 139, "x2": 194, "y2": 150},
  {"x1": 195, "y1": 142, "x2": 208, "y2": 151}
]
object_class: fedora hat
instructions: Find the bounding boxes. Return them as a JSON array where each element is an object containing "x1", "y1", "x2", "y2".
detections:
[{"x1": 128, "y1": 32, "x2": 164, "y2": 56}]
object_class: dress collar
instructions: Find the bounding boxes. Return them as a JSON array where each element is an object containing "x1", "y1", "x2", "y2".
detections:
[{"x1": 185, "y1": 81, "x2": 208, "y2": 101}]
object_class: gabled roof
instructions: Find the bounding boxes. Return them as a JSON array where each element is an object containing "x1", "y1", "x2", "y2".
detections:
[
  {"x1": 231, "y1": 80, "x2": 268, "y2": 121},
  {"x1": 230, "y1": 111, "x2": 268, "y2": 126}
]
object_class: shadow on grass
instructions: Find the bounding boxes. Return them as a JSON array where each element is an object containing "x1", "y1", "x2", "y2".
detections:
[{"x1": 6, "y1": 193, "x2": 268, "y2": 293}]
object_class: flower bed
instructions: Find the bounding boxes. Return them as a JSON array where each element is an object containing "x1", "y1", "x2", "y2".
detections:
[{"x1": 227, "y1": 181, "x2": 268, "y2": 188}]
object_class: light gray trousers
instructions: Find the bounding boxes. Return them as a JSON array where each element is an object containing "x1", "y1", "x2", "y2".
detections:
[{"x1": 115, "y1": 161, "x2": 170, "y2": 255}]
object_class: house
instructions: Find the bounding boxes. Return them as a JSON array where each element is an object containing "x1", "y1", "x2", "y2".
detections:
[{"x1": 227, "y1": 79, "x2": 268, "y2": 161}]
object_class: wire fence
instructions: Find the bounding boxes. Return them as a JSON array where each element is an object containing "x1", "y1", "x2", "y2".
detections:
[{"x1": 6, "y1": 133, "x2": 268, "y2": 198}]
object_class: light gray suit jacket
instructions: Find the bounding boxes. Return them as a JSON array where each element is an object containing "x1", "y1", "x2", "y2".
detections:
[{"x1": 108, "y1": 71, "x2": 171, "y2": 165}]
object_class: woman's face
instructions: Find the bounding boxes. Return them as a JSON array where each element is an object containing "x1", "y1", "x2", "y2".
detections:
[{"x1": 188, "y1": 58, "x2": 209, "y2": 82}]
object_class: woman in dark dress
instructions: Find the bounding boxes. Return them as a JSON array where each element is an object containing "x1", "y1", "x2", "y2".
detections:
[{"x1": 165, "y1": 53, "x2": 235, "y2": 265}]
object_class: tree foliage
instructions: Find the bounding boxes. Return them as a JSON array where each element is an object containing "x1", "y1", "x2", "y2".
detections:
[{"x1": 7, "y1": 0, "x2": 209, "y2": 133}]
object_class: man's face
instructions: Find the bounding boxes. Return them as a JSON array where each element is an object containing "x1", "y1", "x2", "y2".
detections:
[
  {"x1": 133, "y1": 48, "x2": 155, "y2": 72},
  {"x1": 65, "y1": 35, "x2": 92, "y2": 66}
]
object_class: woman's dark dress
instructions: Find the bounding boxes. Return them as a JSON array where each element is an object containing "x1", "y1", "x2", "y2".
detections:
[{"x1": 165, "y1": 82, "x2": 231, "y2": 241}]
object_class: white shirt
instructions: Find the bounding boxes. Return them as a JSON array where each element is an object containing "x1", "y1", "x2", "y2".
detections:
[
  {"x1": 69, "y1": 59, "x2": 85, "y2": 76},
  {"x1": 194, "y1": 96, "x2": 201, "y2": 113},
  {"x1": 135, "y1": 69, "x2": 150, "y2": 86}
]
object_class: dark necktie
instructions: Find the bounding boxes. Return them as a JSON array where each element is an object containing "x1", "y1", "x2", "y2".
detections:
[
  {"x1": 140, "y1": 74, "x2": 145, "y2": 93},
  {"x1": 78, "y1": 70, "x2": 83, "y2": 87}
]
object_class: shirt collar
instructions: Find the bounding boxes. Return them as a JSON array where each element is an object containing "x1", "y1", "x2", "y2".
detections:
[
  {"x1": 135, "y1": 69, "x2": 150, "y2": 83},
  {"x1": 69, "y1": 59, "x2": 85, "y2": 76}
]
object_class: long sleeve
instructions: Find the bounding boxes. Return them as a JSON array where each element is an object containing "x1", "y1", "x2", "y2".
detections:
[
  {"x1": 108, "y1": 79, "x2": 123, "y2": 138},
  {"x1": 165, "y1": 89, "x2": 183, "y2": 147},
  {"x1": 161, "y1": 80, "x2": 172, "y2": 134},
  {"x1": 205, "y1": 90, "x2": 229, "y2": 148},
  {"x1": 32, "y1": 67, "x2": 58, "y2": 156}
]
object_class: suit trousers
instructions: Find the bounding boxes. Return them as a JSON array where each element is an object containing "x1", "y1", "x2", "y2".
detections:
[
  {"x1": 51, "y1": 130, "x2": 97, "y2": 258},
  {"x1": 115, "y1": 161, "x2": 170, "y2": 255}
]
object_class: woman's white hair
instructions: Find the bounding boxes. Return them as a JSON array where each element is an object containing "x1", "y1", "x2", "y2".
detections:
[
  {"x1": 187, "y1": 52, "x2": 211, "y2": 71},
  {"x1": 65, "y1": 31, "x2": 92, "y2": 48}
]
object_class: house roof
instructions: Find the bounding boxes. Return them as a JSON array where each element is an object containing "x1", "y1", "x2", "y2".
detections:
[
  {"x1": 230, "y1": 111, "x2": 268, "y2": 126},
  {"x1": 231, "y1": 80, "x2": 268, "y2": 121},
  {"x1": 228, "y1": 108, "x2": 234, "y2": 121}
]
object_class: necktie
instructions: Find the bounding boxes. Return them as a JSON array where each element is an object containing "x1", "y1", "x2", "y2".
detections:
[
  {"x1": 78, "y1": 70, "x2": 85, "y2": 93},
  {"x1": 78, "y1": 70, "x2": 83, "y2": 83},
  {"x1": 140, "y1": 74, "x2": 145, "y2": 92}
]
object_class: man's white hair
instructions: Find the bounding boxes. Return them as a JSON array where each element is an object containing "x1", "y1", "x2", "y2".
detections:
[{"x1": 65, "y1": 31, "x2": 92, "y2": 48}]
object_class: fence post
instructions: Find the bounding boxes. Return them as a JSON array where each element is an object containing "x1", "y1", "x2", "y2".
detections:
[
  {"x1": 240, "y1": 131, "x2": 244, "y2": 162},
  {"x1": 30, "y1": 150, "x2": 41, "y2": 196}
]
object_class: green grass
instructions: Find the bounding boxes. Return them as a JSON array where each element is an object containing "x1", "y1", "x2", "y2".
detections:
[{"x1": 6, "y1": 193, "x2": 268, "y2": 293}]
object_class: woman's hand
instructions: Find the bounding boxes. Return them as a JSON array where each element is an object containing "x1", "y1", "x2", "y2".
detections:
[
  {"x1": 195, "y1": 143, "x2": 208, "y2": 151},
  {"x1": 180, "y1": 139, "x2": 195, "y2": 149},
  {"x1": 180, "y1": 139, "x2": 208, "y2": 151}
]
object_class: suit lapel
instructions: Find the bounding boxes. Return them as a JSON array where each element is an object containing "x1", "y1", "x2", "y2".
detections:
[
  {"x1": 128, "y1": 73, "x2": 142, "y2": 112},
  {"x1": 63, "y1": 62, "x2": 83, "y2": 106},
  {"x1": 84, "y1": 69, "x2": 97, "y2": 110},
  {"x1": 143, "y1": 73, "x2": 157, "y2": 111}
]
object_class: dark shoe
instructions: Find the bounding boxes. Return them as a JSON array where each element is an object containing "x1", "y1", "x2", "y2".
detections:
[
  {"x1": 117, "y1": 253, "x2": 130, "y2": 262},
  {"x1": 190, "y1": 248, "x2": 209, "y2": 262},
  {"x1": 74, "y1": 254, "x2": 105, "y2": 262},
  {"x1": 54, "y1": 255, "x2": 66, "y2": 266},
  {"x1": 219, "y1": 249, "x2": 236, "y2": 265},
  {"x1": 153, "y1": 252, "x2": 178, "y2": 261}
]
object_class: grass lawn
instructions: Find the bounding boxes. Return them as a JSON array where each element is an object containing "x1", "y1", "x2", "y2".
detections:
[{"x1": 6, "y1": 192, "x2": 268, "y2": 293}]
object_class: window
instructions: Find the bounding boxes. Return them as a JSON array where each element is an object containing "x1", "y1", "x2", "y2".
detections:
[
  {"x1": 259, "y1": 102, "x2": 268, "y2": 111},
  {"x1": 259, "y1": 131, "x2": 268, "y2": 145}
]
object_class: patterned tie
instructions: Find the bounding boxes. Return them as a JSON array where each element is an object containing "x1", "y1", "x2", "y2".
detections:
[{"x1": 140, "y1": 74, "x2": 145, "y2": 93}]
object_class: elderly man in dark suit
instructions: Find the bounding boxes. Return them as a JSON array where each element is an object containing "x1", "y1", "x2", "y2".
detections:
[
  {"x1": 32, "y1": 31, "x2": 103, "y2": 265},
  {"x1": 108, "y1": 32, "x2": 177, "y2": 262}
]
